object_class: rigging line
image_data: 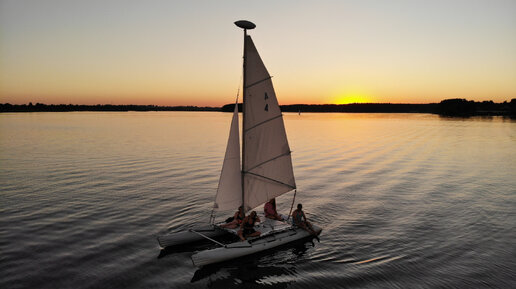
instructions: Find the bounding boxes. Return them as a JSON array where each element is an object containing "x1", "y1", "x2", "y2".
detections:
[
  {"x1": 244, "y1": 171, "x2": 296, "y2": 190},
  {"x1": 244, "y1": 114, "x2": 282, "y2": 132},
  {"x1": 189, "y1": 229, "x2": 225, "y2": 247},
  {"x1": 245, "y1": 151, "x2": 292, "y2": 172},
  {"x1": 287, "y1": 189, "x2": 297, "y2": 222},
  {"x1": 245, "y1": 76, "x2": 273, "y2": 89},
  {"x1": 209, "y1": 210, "x2": 216, "y2": 224},
  {"x1": 235, "y1": 72, "x2": 243, "y2": 103}
]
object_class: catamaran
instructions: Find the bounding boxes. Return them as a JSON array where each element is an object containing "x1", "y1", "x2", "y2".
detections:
[{"x1": 157, "y1": 20, "x2": 322, "y2": 267}]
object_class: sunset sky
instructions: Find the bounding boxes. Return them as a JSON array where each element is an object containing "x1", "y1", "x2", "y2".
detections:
[{"x1": 1, "y1": 0, "x2": 515, "y2": 106}]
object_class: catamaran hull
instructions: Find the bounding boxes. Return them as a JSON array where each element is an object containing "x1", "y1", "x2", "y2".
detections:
[
  {"x1": 191, "y1": 225, "x2": 322, "y2": 267},
  {"x1": 157, "y1": 226, "x2": 228, "y2": 248}
]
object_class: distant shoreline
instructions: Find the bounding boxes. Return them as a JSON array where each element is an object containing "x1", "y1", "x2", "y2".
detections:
[
  {"x1": 1, "y1": 99, "x2": 515, "y2": 117},
  {"x1": 0, "y1": 104, "x2": 220, "y2": 113}
]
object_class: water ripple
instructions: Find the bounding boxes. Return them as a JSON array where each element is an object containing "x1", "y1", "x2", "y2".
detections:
[{"x1": 1, "y1": 112, "x2": 515, "y2": 289}]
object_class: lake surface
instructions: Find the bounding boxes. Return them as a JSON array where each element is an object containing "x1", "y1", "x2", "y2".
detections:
[{"x1": 1, "y1": 112, "x2": 515, "y2": 288}]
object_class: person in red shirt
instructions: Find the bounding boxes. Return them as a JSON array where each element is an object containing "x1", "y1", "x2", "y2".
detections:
[{"x1": 264, "y1": 198, "x2": 285, "y2": 221}]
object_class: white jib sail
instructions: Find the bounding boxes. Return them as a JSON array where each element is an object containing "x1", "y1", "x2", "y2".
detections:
[
  {"x1": 243, "y1": 35, "x2": 296, "y2": 211},
  {"x1": 214, "y1": 103, "x2": 242, "y2": 210}
]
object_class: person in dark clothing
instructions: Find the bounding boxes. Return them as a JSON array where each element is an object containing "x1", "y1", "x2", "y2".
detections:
[
  {"x1": 221, "y1": 206, "x2": 245, "y2": 229},
  {"x1": 238, "y1": 211, "x2": 261, "y2": 241},
  {"x1": 292, "y1": 203, "x2": 317, "y2": 235}
]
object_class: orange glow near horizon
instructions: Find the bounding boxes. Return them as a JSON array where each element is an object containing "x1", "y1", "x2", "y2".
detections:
[
  {"x1": 333, "y1": 93, "x2": 373, "y2": 104},
  {"x1": 328, "y1": 87, "x2": 375, "y2": 104}
]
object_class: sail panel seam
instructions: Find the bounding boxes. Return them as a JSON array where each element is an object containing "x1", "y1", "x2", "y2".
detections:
[
  {"x1": 245, "y1": 114, "x2": 282, "y2": 132},
  {"x1": 245, "y1": 151, "x2": 291, "y2": 172},
  {"x1": 245, "y1": 76, "x2": 272, "y2": 89},
  {"x1": 244, "y1": 171, "x2": 296, "y2": 190}
]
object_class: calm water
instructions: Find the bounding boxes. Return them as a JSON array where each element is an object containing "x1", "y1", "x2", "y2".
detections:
[{"x1": 1, "y1": 112, "x2": 515, "y2": 288}]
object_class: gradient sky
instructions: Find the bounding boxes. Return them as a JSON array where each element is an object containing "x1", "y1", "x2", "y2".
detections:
[{"x1": 1, "y1": 0, "x2": 515, "y2": 106}]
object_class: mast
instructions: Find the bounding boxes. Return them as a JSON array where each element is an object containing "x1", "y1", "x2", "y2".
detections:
[
  {"x1": 242, "y1": 29, "x2": 246, "y2": 212},
  {"x1": 235, "y1": 20, "x2": 255, "y2": 212}
]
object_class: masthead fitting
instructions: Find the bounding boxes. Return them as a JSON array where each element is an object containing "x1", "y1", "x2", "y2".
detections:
[{"x1": 234, "y1": 20, "x2": 256, "y2": 30}]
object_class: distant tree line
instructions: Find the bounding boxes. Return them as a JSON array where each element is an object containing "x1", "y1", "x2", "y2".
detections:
[
  {"x1": 222, "y1": 99, "x2": 516, "y2": 116},
  {"x1": 2, "y1": 99, "x2": 515, "y2": 116},
  {"x1": 0, "y1": 103, "x2": 219, "y2": 112},
  {"x1": 437, "y1": 99, "x2": 516, "y2": 116}
]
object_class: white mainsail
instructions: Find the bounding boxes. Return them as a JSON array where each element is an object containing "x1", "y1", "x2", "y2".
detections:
[
  {"x1": 214, "y1": 35, "x2": 296, "y2": 212},
  {"x1": 242, "y1": 35, "x2": 296, "y2": 211},
  {"x1": 214, "y1": 103, "x2": 242, "y2": 210}
]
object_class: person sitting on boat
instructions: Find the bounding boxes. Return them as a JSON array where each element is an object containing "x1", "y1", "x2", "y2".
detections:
[
  {"x1": 292, "y1": 203, "x2": 317, "y2": 235},
  {"x1": 264, "y1": 198, "x2": 285, "y2": 221},
  {"x1": 221, "y1": 206, "x2": 245, "y2": 229},
  {"x1": 238, "y1": 211, "x2": 261, "y2": 241}
]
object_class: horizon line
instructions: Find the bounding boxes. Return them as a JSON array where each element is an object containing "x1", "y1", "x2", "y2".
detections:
[{"x1": 3, "y1": 98, "x2": 515, "y2": 107}]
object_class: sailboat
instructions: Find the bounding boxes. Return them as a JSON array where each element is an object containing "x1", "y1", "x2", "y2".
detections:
[{"x1": 157, "y1": 20, "x2": 322, "y2": 267}]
